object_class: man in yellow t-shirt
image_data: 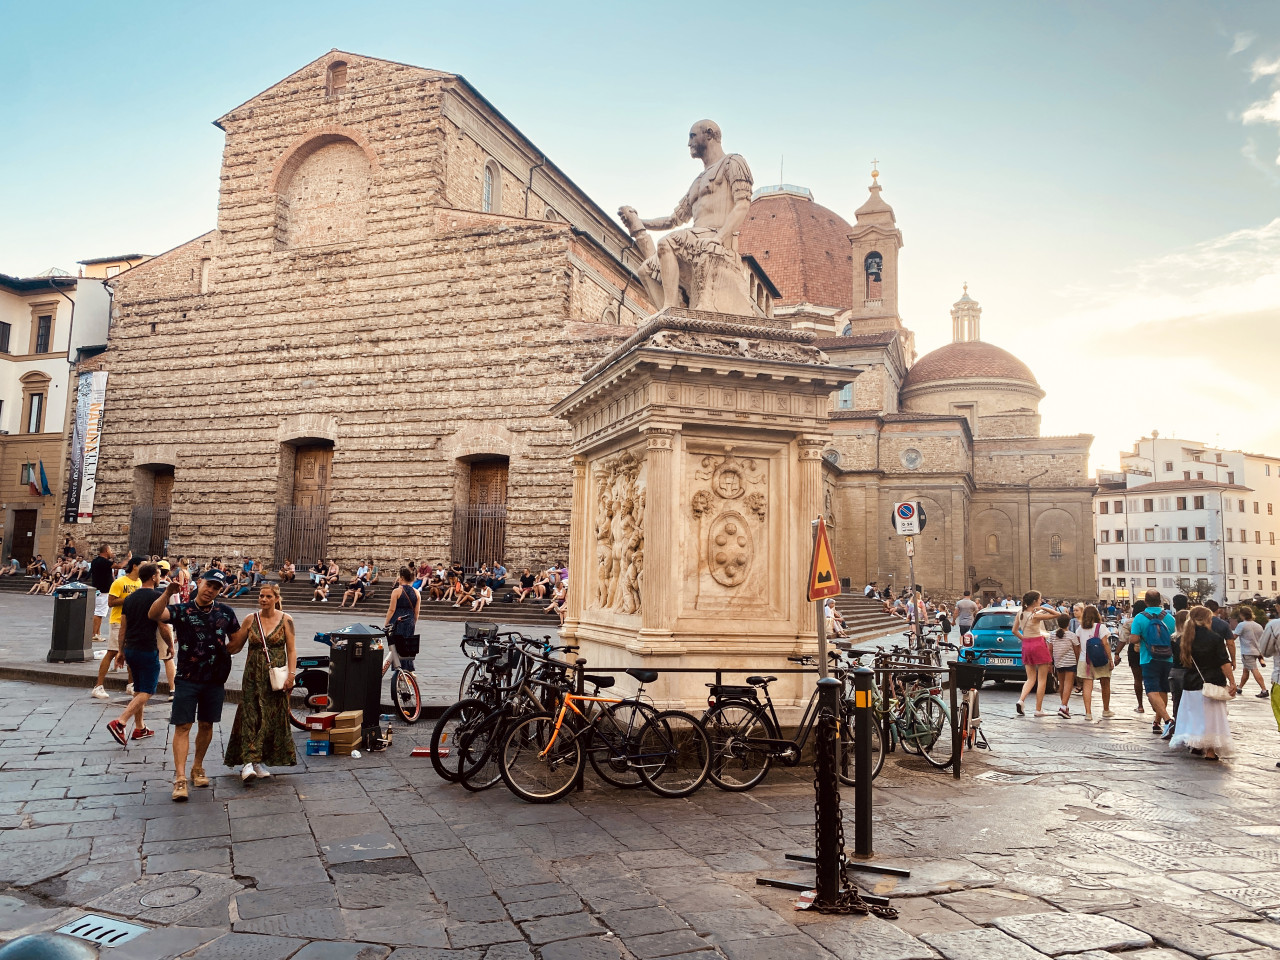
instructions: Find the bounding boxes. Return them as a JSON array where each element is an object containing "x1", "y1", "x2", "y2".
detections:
[{"x1": 91, "y1": 556, "x2": 142, "y2": 700}]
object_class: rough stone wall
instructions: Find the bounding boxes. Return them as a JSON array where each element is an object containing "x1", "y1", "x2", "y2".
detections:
[{"x1": 63, "y1": 52, "x2": 648, "y2": 571}]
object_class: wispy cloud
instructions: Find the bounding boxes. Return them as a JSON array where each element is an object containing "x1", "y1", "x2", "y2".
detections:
[
  {"x1": 1250, "y1": 55, "x2": 1280, "y2": 80},
  {"x1": 1034, "y1": 219, "x2": 1280, "y2": 469},
  {"x1": 1232, "y1": 32, "x2": 1257, "y2": 56}
]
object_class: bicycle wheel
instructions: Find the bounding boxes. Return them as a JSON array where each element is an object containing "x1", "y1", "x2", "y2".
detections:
[
  {"x1": 915, "y1": 694, "x2": 955, "y2": 769},
  {"x1": 500, "y1": 713, "x2": 583, "y2": 803},
  {"x1": 459, "y1": 708, "x2": 506, "y2": 792},
  {"x1": 958, "y1": 700, "x2": 972, "y2": 757},
  {"x1": 637, "y1": 710, "x2": 711, "y2": 798},
  {"x1": 429, "y1": 698, "x2": 485, "y2": 783},
  {"x1": 894, "y1": 694, "x2": 924, "y2": 754},
  {"x1": 836, "y1": 710, "x2": 884, "y2": 785},
  {"x1": 392, "y1": 670, "x2": 422, "y2": 724},
  {"x1": 702, "y1": 702, "x2": 772, "y2": 792},
  {"x1": 587, "y1": 700, "x2": 659, "y2": 789},
  {"x1": 458, "y1": 660, "x2": 480, "y2": 699}
]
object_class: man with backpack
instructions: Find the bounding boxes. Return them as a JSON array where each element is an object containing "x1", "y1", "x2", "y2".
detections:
[{"x1": 1128, "y1": 589, "x2": 1177, "y2": 735}]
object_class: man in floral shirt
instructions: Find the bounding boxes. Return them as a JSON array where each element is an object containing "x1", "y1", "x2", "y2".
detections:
[{"x1": 149, "y1": 569, "x2": 247, "y2": 801}]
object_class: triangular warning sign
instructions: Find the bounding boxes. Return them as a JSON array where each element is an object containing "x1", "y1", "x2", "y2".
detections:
[{"x1": 808, "y1": 516, "x2": 840, "y2": 601}]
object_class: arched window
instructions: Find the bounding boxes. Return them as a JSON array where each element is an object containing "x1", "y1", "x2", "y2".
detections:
[
  {"x1": 1049, "y1": 534, "x2": 1063, "y2": 560},
  {"x1": 837, "y1": 384, "x2": 853, "y2": 409},
  {"x1": 985, "y1": 533, "x2": 999, "y2": 555},
  {"x1": 325, "y1": 61, "x2": 348, "y2": 97},
  {"x1": 841, "y1": 322, "x2": 853, "y2": 337},
  {"x1": 482, "y1": 160, "x2": 502, "y2": 213},
  {"x1": 544, "y1": 206, "x2": 560, "y2": 222},
  {"x1": 602, "y1": 307, "x2": 619, "y2": 325},
  {"x1": 864, "y1": 251, "x2": 883, "y2": 300}
]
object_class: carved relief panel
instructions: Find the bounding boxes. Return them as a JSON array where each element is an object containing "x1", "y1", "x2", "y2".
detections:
[
  {"x1": 588, "y1": 449, "x2": 645, "y2": 617},
  {"x1": 684, "y1": 445, "x2": 777, "y2": 615}
]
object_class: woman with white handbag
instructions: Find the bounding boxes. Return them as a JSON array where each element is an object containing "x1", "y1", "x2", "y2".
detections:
[
  {"x1": 224, "y1": 583, "x2": 297, "y2": 781},
  {"x1": 1170, "y1": 605, "x2": 1237, "y2": 760}
]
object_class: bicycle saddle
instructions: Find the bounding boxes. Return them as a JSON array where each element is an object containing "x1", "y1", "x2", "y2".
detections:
[
  {"x1": 584, "y1": 674, "x2": 615, "y2": 689},
  {"x1": 746, "y1": 675, "x2": 776, "y2": 686},
  {"x1": 625, "y1": 668, "x2": 659, "y2": 684}
]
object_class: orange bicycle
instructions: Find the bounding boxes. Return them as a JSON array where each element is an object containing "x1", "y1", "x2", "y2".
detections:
[{"x1": 497, "y1": 668, "x2": 711, "y2": 803}]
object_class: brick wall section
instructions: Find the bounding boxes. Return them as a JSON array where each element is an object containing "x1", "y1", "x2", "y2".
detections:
[{"x1": 63, "y1": 52, "x2": 648, "y2": 570}]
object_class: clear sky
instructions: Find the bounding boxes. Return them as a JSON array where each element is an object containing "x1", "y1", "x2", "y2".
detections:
[{"x1": 3, "y1": 0, "x2": 1278, "y2": 471}]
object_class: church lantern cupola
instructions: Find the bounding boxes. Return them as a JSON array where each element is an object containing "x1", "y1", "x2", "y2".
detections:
[{"x1": 951, "y1": 283, "x2": 982, "y2": 342}]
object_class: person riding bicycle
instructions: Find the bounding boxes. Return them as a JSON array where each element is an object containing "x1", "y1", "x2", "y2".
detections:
[{"x1": 384, "y1": 566, "x2": 421, "y2": 673}]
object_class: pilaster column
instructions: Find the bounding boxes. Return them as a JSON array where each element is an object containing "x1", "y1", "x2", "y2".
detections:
[
  {"x1": 641, "y1": 427, "x2": 677, "y2": 635},
  {"x1": 562, "y1": 455, "x2": 589, "y2": 637},
  {"x1": 797, "y1": 436, "x2": 827, "y2": 637}
]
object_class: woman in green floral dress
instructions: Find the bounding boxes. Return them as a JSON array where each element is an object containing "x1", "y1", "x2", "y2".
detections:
[{"x1": 225, "y1": 583, "x2": 297, "y2": 781}]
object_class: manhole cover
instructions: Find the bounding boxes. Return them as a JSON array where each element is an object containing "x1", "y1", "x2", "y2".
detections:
[
  {"x1": 57, "y1": 914, "x2": 150, "y2": 946},
  {"x1": 139, "y1": 884, "x2": 201, "y2": 908}
]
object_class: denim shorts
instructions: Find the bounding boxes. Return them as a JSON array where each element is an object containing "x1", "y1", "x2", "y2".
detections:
[
  {"x1": 170, "y1": 678, "x2": 225, "y2": 726},
  {"x1": 1141, "y1": 659, "x2": 1172, "y2": 693},
  {"x1": 123, "y1": 648, "x2": 161, "y2": 696}
]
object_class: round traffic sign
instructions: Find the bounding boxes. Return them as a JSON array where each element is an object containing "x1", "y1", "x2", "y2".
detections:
[{"x1": 896, "y1": 502, "x2": 916, "y2": 520}]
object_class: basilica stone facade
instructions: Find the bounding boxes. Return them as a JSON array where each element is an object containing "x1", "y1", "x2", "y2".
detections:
[{"x1": 66, "y1": 51, "x2": 1095, "y2": 599}]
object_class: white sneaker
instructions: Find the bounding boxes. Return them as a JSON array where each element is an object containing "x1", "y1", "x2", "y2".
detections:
[
  {"x1": 1102, "y1": 710, "x2": 1116, "y2": 719},
  {"x1": 253, "y1": 763, "x2": 271, "y2": 778},
  {"x1": 125, "y1": 684, "x2": 135, "y2": 696},
  {"x1": 91, "y1": 685, "x2": 109, "y2": 700},
  {"x1": 241, "y1": 763, "x2": 257, "y2": 782}
]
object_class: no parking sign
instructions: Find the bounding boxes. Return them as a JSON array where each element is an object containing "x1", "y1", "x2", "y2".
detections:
[{"x1": 891, "y1": 501, "x2": 926, "y2": 536}]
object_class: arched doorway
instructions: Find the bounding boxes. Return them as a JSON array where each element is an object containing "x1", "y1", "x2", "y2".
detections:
[
  {"x1": 130, "y1": 464, "x2": 174, "y2": 557},
  {"x1": 452, "y1": 456, "x2": 508, "y2": 570},
  {"x1": 275, "y1": 441, "x2": 333, "y2": 566}
]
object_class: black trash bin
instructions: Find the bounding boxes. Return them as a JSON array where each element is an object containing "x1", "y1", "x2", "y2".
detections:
[
  {"x1": 326, "y1": 622, "x2": 384, "y2": 733},
  {"x1": 48, "y1": 581, "x2": 94, "y2": 663}
]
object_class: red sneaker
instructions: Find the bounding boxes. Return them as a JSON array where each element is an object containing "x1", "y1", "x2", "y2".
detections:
[
  {"x1": 106, "y1": 720, "x2": 127, "y2": 745},
  {"x1": 130, "y1": 727, "x2": 155, "y2": 741}
]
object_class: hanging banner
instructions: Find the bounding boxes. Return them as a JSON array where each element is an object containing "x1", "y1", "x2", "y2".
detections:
[{"x1": 64, "y1": 371, "x2": 108, "y2": 523}]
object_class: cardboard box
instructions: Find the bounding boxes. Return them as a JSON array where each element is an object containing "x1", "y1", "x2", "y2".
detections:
[
  {"x1": 333, "y1": 710, "x2": 362, "y2": 730},
  {"x1": 331, "y1": 741, "x2": 357, "y2": 756},
  {"x1": 308, "y1": 731, "x2": 330, "y2": 743},
  {"x1": 305, "y1": 712, "x2": 337, "y2": 731},
  {"x1": 329, "y1": 728, "x2": 362, "y2": 744},
  {"x1": 305, "y1": 740, "x2": 331, "y2": 756}
]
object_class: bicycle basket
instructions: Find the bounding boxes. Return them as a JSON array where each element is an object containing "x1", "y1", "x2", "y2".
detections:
[
  {"x1": 464, "y1": 622, "x2": 500, "y2": 641},
  {"x1": 954, "y1": 661, "x2": 986, "y2": 690}
]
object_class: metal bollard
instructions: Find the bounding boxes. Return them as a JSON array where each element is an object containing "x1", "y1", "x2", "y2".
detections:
[
  {"x1": 949, "y1": 662, "x2": 961, "y2": 780},
  {"x1": 852, "y1": 666, "x2": 874, "y2": 858},
  {"x1": 813, "y1": 677, "x2": 843, "y2": 907},
  {"x1": 574, "y1": 657, "x2": 587, "y2": 793}
]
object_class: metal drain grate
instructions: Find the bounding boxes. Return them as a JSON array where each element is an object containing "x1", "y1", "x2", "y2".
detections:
[
  {"x1": 57, "y1": 914, "x2": 150, "y2": 946},
  {"x1": 973, "y1": 771, "x2": 1038, "y2": 784}
]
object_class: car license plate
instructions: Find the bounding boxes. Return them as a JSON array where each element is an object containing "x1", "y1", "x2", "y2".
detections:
[{"x1": 987, "y1": 657, "x2": 1016, "y2": 665}]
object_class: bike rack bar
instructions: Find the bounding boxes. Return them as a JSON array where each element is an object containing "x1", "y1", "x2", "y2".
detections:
[{"x1": 787, "y1": 853, "x2": 912, "y2": 879}]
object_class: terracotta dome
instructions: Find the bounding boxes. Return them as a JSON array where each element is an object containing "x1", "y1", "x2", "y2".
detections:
[
  {"x1": 737, "y1": 185, "x2": 854, "y2": 310},
  {"x1": 902, "y1": 340, "x2": 1039, "y2": 389}
]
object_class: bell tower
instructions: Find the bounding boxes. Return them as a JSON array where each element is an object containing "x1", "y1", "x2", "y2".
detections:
[{"x1": 842, "y1": 166, "x2": 913, "y2": 360}]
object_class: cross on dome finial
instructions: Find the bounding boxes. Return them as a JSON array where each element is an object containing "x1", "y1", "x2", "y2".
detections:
[
  {"x1": 870, "y1": 158, "x2": 879, "y2": 180},
  {"x1": 963, "y1": 281, "x2": 968, "y2": 294}
]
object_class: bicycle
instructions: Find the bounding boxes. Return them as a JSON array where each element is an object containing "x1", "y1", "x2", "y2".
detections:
[
  {"x1": 498, "y1": 669, "x2": 711, "y2": 803},
  {"x1": 869, "y1": 647, "x2": 953, "y2": 769},
  {"x1": 379, "y1": 624, "x2": 422, "y2": 724},
  {"x1": 701, "y1": 652, "x2": 883, "y2": 791}
]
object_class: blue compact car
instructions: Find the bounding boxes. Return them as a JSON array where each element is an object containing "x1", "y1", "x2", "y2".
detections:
[{"x1": 961, "y1": 607, "x2": 1024, "y2": 683}]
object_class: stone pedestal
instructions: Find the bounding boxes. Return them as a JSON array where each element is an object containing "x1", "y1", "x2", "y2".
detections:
[{"x1": 551, "y1": 307, "x2": 857, "y2": 707}]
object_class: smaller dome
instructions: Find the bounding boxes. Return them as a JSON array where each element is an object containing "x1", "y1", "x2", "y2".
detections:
[{"x1": 903, "y1": 340, "x2": 1038, "y2": 389}]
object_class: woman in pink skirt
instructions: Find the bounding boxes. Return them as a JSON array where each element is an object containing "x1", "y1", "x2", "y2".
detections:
[{"x1": 1014, "y1": 590, "x2": 1061, "y2": 717}]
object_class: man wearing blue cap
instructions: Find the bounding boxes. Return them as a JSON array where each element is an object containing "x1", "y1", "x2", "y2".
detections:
[{"x1": 149, "y1": 569, "x2": 247, "y2": 801}]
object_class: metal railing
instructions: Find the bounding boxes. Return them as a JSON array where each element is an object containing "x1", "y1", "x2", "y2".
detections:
[
  {"x1": 452, "y1": 503, "x2": 507, "y2": 569},
  {"x1": 274, "y1": 504, "x2": 329, "y2": 567},
  {"x1": 128, "y1": 504, "x2": 170, "y2": 558}
]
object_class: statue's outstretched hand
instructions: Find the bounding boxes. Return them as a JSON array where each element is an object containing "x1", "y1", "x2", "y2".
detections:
[{"x1": 618, "y1": 206, "x2": 644, "y2": 236}]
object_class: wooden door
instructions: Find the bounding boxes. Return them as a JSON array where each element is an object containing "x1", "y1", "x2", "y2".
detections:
[
  {"x1": 152, "y1": 472, "x2": 173, "y2": 508},
  {"x1": 293, "y1": 446, "x2": 333, "y2": 509},
  {"x1": 11, "y1": 510, "x2": 37, "y2": 561},
  {"x1": 469, "y1": 461, "x2": 509, "y2": 507}
]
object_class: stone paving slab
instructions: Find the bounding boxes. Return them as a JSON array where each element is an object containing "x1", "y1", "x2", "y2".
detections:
[
  {"x1": 993, "y1": 911, "x2": 1152, "y2": 954},
  {"x1": 923, "y1": 927, "x2": 1053, "y2": 960}
]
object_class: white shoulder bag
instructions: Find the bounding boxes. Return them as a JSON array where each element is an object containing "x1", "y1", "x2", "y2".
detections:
[{"x1": 256, "y1": 612, "x2": 290, "y2": 692}]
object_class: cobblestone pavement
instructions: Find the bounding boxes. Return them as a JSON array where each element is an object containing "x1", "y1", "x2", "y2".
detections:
[{"x1": 2, "y1": 671, "x2": 1280, "y2": 960}]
